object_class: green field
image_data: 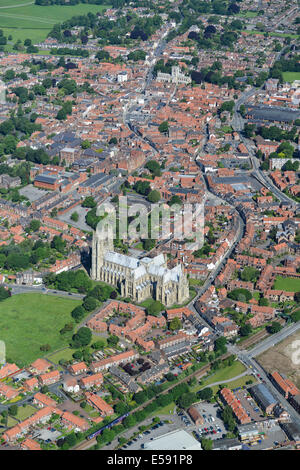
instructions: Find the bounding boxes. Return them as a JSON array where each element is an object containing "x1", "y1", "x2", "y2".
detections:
[
  {"x1": 0, "y1": 2, "x2": 108, "y2": 44},
  {"x1": 15, "y1": 404, "x2": 37, "y2": 421},
  {"x1": 237, "y1": 11, "x2": 258, "y2": 18},
  {"x1": 0, "y1": 293, "x2": 81, "y2": 366},
  {"x1": 199, "y1": 361, "x2": 246, "y2": 387},
  {"x1": 210, "y1": 374, "x2": 256, "y2": 395},
  {"x1": 242, "y1": 30, "x2": 299, "y2": 39},
  {"x1": 190, "y1": 360, "x2": 247, "y2": 394},
  {"x1": 282, "y1": 72, "x2": 300, "y2": 83},
  {"x1": 273, "y1": 276, "x2": 300, "y2": 293}
]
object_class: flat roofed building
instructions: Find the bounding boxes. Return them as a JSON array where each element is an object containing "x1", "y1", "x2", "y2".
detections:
[
  {"x1": 281, "y1": 421, "x2": 300, "y2": 443},
  {"x1": 143, "y1": 429, "x2": 202, "y2": 451},
  {"x1": 238, "y1": 423, "x2": 260, "y2": 442},
  {"x1": 212, "y1": 438, "x2": 242, "y2": 450}
]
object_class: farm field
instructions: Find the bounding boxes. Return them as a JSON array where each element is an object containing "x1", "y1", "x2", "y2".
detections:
[
  {"x1": 273, "y1": 276, "x2": 300, "y2": 292},
  {"x1": 257, "y1": 331, "x2": 300, "y2": 388},
  {"x1": 0, "y1": 2, "x2": 108, "y2": 44},
  {"x1": 0, "y1": 293, "x2": 81, "y2": 366}
]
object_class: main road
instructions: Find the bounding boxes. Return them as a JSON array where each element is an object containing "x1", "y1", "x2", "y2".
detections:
[{"x1": 3, "y1": 283, "x2": 84, "y2": 300}]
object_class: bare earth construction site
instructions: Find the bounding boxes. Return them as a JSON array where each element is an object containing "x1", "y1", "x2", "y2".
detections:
[{"x1": 257, "y1": 332, "x2": 300, "y2": 389}]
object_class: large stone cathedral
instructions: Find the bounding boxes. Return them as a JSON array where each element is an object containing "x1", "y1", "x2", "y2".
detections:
[{"x1": 91, "y1": 230, "x2": 190, "y2": 307}]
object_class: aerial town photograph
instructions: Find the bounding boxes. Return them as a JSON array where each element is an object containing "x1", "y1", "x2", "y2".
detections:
[{"x1": 0, "y1": 0, "x2": 298, "y2": 457}]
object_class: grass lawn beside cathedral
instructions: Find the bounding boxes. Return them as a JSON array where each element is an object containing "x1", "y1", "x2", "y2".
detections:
[{"x1": 0, "y1": 293, "x2": 81, "y2": 367}]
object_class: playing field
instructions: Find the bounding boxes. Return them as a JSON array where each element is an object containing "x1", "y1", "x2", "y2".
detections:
[
  {"x1": 237, "y1": 11, "x2": 258, "y2": 18},
  {"x1": 282, "y1": 72, "x2": 300, "y2": 83},
  {"x1": 273, "y1": 276, "x2": 300, "y2": 292},
  {"x1": 0, "y1": 293, "x2": 81, "y2": 366},
  {"x1": 0, "y1": 2, "x2": 108, "y2": 44}
]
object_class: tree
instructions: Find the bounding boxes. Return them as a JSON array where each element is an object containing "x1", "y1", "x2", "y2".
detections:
[
  {"x1": 240, "y1": 266, "x2": 259, "y2": 282},
  {"x1": 201, "y1": 437, "x2": 213, "y2": 450},
  {"x1": 177, "y1": 392, "x2": 197, "y2": 409},
  {"x1": 219, "y1": 101, "x2": 235, "y2": 113},
  {"x1": 71, "y1": 305, "x2": 86, "y2": 323},
  {"x1": 221, "y1": 405, "x2": 236, "y2": 432},
  {"x1": 123, "y1": 415, "x2": 136, "y2": 428},
  {"x1": 214, "y1": 337, "x2": 227, "y2": 354},
  {"x1": 90, "y1": 284, "x2": 114, "y2": 302},
  {"x1": 29, "y1": 219, "x2": 41, "y2": 232},
  {"x1": 240, "y1": 324, "x2": 252, "y2": 337},
  {"x1": 82, "y1": 196, "x2": 96, "y2": 208},
  {"x1": 198, "y1": 387, "x2": 213, "y2": 401},
  {"x1": 158, "y1": 121, "x2": 169, "y2": 134},
  {"x1": 65, "y1": 433, "x2": 77, "y2": 447},
  {"x1": 81, "y1": 140, "x2": 91, "y2": 149},
  {"x1": 145, "y1": 160, "x2": 161, "y2": 177},
  {"x1": 9, "y1": 405, "x2": 18, "y2": 416},
  {"x1": 169, "y1": 195, "x2": 182, "y2": 206},
  {"x1": 72, "y1": 327, "x2": 92, "y2": 348},
  {"x1": 228, "y1": 288, "x2": 252, "y2": 303},
  {"x1": 82, "y1": 296, "x2": 98, "y2": 312},
  {"x1": 107, "y1": 335, "x2": 119, "y2": 347},
  {"x1": 267, "y1": 322, "x2": 282, "y2": 334},
  {"x1": 134, "y1": 391, "x2": 147, "y2": 404},
  {"x1": 51, "y1": 235, "x2": 66, "y2": 253},
  {"x1": 169, "y1": 317, "x2": 182, "y2": 331},
  {"x1": 71, "y1": 212, "x2": 79, "y2": 222},
  {"x1": 133, "y1": 180, "x2": 151, "y2": 196},
  {"x1": 146, "y1": 301, "x2": 164, "y2": 317},
  {"x1": 204, "y1": 25, "x2": 216, "y2": 38},
  {"x1": 142, "y1": 239, "x2": 156, "y2": 251},
  {"x1": 147, "y1": 190, "x2": 161, "y2": 203},
  {"x1": 56, "y1": 108, "x2": 67, "y2": 121},
  {"x1": 96, "y1": 50, "x2": 110, "y2": 62},
  {"x1": 114, "y1": 401, "x2": 128, "y2": 415},
  {"x1": 92, "y1": 340, "x2": 106, "y2": 350},
  {"x1": 0, "y1": 286, "x2": 10, "y2": 301}
]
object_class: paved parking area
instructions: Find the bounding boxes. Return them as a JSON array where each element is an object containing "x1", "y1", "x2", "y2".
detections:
[
  {"x1": 31, "y1": 428, "x2": 62, "y2": 443},
  {"x1": 57, "y1": 205, "x2": 91, "y2": 231},
  {"x1": 242, "y1": 426, "x2": 287, "y2": 450},
  {"x1": 19, "y1": 184, "x2": 48, "y2": 202},
  {"x1": 234, "y1": 388, "x2": 264, "y2": 422},
  {"x1": 122, "y1": 404, "x2": 227, "y2": 451},
  {"x1": 192, "y1": 403, "x2": 226, "y2": 440}
]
